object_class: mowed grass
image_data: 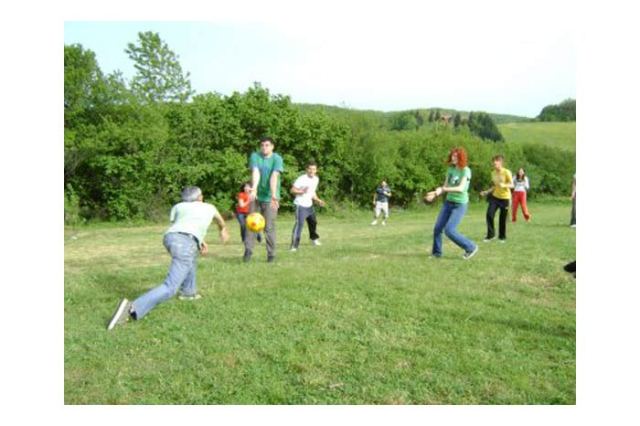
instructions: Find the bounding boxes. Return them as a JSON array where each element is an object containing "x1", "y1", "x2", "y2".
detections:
[
  {"x1": 64, "y1": 203, "x2": 576, "y2": 404},
  {"x1": 499, "y1": 122, "x2": 576, "y2": 152}
]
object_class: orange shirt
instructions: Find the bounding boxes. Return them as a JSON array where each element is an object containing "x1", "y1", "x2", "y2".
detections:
[{"x1": 236, "y1": 192, "x2": 250, "y2": 214}]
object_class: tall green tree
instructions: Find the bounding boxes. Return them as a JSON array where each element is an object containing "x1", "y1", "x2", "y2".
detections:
[
  {"x1": 453, "y1": 112, "x2": 462, "y2": 128},
  {"x1": 125, "y1": 31, "x2": 195, "y2": 103},
  {"x1": 467, "y1": 111, "x2": 504, "y2": 142}
]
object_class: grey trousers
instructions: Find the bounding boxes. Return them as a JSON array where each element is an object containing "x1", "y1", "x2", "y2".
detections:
[
  {"x1": 291, "y1": 205, "x2": 319, "y2": 249},
  {"x1": 244, "y1": 201, "x2": 278, "y2": 257}
]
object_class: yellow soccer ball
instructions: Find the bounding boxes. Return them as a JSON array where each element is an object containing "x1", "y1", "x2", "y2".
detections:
[{"x1": 246, "y1": 212, "x2": 266, "y2": 233}]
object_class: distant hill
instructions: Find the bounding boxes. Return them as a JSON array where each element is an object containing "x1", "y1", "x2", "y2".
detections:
[
  {"x1": 499, "y1": 122, "x2": 576, "y2": 152},
  {"x1": 295, "y1": 103, "x2": 532, "y2": 124}
]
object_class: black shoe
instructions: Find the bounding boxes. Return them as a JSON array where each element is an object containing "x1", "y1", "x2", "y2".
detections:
[
  {"x1": 267, "y1": 255, "x2": 275, "y2": 263},
  {"x1": 243, "y1": 250, "x2": 252, "y2": 263},
  {"x1": 563, "y1": 261, "x2": 576, "y2": 273}
]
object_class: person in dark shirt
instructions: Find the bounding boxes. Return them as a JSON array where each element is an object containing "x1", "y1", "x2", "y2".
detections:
[{"x1": 371, "y1": 180, "x2": 391, "y2": 226}]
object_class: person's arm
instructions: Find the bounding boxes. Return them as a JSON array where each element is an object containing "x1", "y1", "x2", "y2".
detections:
[
  {"x1": 500, "y1": 171, "x2": 514, "y2": 189},
  {"x1": 373, "y1": 192, "x2": 377, "y2": 205},
  {"x1": 290, "y1": 177, "x2": 307, "y2": 195},
  {"x1": 525, "y1": 176, "x2": 530, "y2": 191},
  {"x1": 291, "y1": 185, "x2": 307, "y2": 195},
  {"x1": 439, "y1": 176, "x2": 468, "y2": 194},
  {"x1": 200, "y1": 213, "x2": 229, "y2": 255},
  {"x1": 237, "y1": 194, "x2": 249, "y2": 208},
  {"x1": 312, "y1": 193, "x2": 325, "y2": 207},
  {"x1": 250, "y1": 168, "x2": 260, "y2": 201},
  {"x1": 479, "y1": 187, "x2": 493, "y2": 197},
  {"x1": 215, "y1": 213, "x2": 229, "y2": 243},
  {"x1": 169, "y1": 205, "x2": 177, "y2": 223},
  {"x1": 270, "y1": 171, "x2": 280, "y2": 210},
  {"x1": 571, "y1": 176, "x2": 576, "y2": 199}
]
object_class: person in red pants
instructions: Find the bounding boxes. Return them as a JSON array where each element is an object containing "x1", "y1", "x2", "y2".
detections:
[{"x1": 512, "y1": 168, "x2": 531, "y2": 222}]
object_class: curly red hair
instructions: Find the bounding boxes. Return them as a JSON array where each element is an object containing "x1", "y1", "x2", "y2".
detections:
[{"x1": 447, "y1": 147, "x2": 468, "y2": 169}]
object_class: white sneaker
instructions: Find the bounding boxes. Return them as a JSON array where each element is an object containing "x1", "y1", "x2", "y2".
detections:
[
  {"x1": 382, "y1": 221, "x2": 386, "y2": 226},
  {"x1": 371, "y1": 220, "x2": 377, "y2": 226},
  {"x1": 107, "y1": 298, "x2": 132, "y2": 331},
  {"x1": 312, "y1": 239, "x2": 322, "y2": 246},
  {"x1": 462, "y1": 246, "x2": 479, "y2": 260},
  {"x1": 290, "y1": 247, "x2": 298, "y2": 252},
  {"x1": 178, "y1": 293, "x2": 202, "y2": 301}
]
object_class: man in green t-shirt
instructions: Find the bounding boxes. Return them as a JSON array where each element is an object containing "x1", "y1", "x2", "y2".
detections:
[{"x1": 244, "y1": 137, "x2": 284, "y2": 263}]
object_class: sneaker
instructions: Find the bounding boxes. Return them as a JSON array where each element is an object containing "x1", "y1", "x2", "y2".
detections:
[
  {"x1": 381, "y1": 221, "x2": 386, "y2": 226},
  {"x1": 462, "y1": 246, "x2": 479, "y2": 260},
  {"x1": 570, "y1": 224, "x2": 576, "y2": 228},
  {"x1": 483, "y1": 237, "x2": 495, "y2": 243},
  {"x1": 178, "y1": 293, "x2": 202, "y2": 301},
  {"x1": 267, "y1": 255, "x2": 275, "y2": 263},
  {"x1": 243, "y1": 250, "x2": 252, "y2": 263},
  {"x1": 311, "y1": 239, "x2": 322, "y2": 246},
  {"x1": 499, "y1": 239, "x2": 506, "y2": 243},
  {"x1": 429, "y1": 254, "x2": 442, "y2": 259},
  {"x1": 371, "y1": 220, "x2": 378, "y2": 226},
  {"x1": 107, "y1": 298, "x2": 132, "y2": 331},
  {"x1": 290, "y1": 247, "x2": 298, "y2": 252}
]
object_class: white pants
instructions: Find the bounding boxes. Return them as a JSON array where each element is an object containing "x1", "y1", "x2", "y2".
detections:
[{"x1": 375, "y1": 201, "x2": 389, "y2": 218}]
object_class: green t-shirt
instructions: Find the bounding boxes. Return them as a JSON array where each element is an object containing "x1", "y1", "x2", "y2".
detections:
[
  {"x1": 445, "y1": 166, "x2": 471, "y2": 204},
  {"x1": 249, "y1": 152, "x2": 284, "y2": 202}
]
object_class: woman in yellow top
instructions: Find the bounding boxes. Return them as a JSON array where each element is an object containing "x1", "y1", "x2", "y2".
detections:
[{"x1": 480, "y1": 155, "x2": 513, "y2": 242}]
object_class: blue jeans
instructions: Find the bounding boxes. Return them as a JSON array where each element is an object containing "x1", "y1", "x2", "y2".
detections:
[
  {"x1": 132, "y1": 232, "x2": 199, "y2": 320},
  {"x1": 432, "y1": 200, "x2": 476, "y2": 256}
]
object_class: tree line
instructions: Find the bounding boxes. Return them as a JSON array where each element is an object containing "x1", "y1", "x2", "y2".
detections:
[{"x1": 65, "y1": 32, "x2": 575, "y2": 223}]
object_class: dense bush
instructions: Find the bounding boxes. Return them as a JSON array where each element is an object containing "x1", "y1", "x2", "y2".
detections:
[
  {"x1": 537, "y1": 98, "x2": 576, "y2": 122},
  {"x1": 64, "y1": 41, "x2": 575, "y2": 223}
]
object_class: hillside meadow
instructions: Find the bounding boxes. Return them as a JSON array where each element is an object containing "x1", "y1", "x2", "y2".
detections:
[{"x1": 65, "y1": 202, "x2": 576, "y2": 404}]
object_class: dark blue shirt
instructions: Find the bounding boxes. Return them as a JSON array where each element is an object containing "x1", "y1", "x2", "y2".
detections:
[{"x1": 376, "y1": 185, "x2": 391, "y2": 202}]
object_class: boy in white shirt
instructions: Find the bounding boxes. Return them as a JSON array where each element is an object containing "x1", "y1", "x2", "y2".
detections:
[{"x1": 290, "y1": 161, "x2": 326, "y2": 251}]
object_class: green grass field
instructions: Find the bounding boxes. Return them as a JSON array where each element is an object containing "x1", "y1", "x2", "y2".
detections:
[
  {"x1": 499, "y1": 122, "x2": 576, "y2": 152},
  {"x1": 64, "y1": 203, "x2": 576, "y2": 404}
]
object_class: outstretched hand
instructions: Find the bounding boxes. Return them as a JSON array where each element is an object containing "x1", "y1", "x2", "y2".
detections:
[
  {"x1": 424, "y1": 191, "x2": 437, "y2": 203},
  {"x1": 220, "y1": 227, "x2": 230, "y2": 244}
]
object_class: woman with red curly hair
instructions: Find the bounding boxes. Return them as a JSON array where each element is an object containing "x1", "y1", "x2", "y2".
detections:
[{"x1": 425, "y1": 147, "x2": 478, "y2": 260}]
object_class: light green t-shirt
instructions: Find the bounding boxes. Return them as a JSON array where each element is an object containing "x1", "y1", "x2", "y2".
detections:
[
  {"x1": 165, "y1": 201, "x2": 219, "y2": 245},
  {"x1": 249, "y1": 152, "x2": 284, "y2": 202},
  {"x1": 445, "y1": 166, "x2": 472, "y2": 204}
]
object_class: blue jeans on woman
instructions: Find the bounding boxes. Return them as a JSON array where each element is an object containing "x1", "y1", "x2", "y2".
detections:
[
  {"x1": 131, "y1": 232, "x2": 199, "y2": 320},
  {"x1": 432, "y1": 200, "x2": 476, "y2": 256}
]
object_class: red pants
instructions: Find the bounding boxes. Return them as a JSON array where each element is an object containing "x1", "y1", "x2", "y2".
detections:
[{"x1": 512, "y1": 191, "x2": 531, "y2": 221}]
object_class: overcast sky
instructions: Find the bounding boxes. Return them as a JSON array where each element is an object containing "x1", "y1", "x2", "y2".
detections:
[{"x1": 64, "y1": 3, "x2": 576, "y2": 118}]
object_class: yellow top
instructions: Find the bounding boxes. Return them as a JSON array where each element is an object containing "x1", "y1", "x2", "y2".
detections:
[{"x1": 491, "y1": 168, "x2": 513, "y2": 200}]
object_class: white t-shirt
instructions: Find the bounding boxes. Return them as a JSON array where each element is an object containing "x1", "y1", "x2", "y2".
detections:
[
  {"x1": 166, "y1": 201, "x2": 219, "y2": 245},
  {"x1": 293, "y1": 174, "x2": 319, "y2": 208},
  {"x1": 513, "y1": 176, "x2": 529, "y2": 192}
]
